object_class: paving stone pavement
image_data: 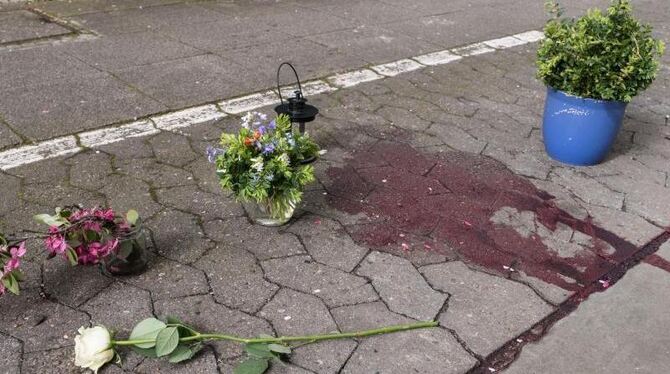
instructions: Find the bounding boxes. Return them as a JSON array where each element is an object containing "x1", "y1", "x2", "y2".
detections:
[
  {"x1": 2, "y1": 0, "x2": 663, "y2": 144},
  {"x1": 0, "y1": 2, "x2": 669, "y2": 373}
]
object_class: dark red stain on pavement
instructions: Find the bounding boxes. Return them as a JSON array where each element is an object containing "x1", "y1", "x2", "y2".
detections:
[
  {"x1": 644, "y1": 253, "x2": 670, "y2": 272},
  {"x1": 325, "y1": 141, "x2": 643, "y2": 291},
  {"x1": 324, "y1": 140, "x2": 669, "y2": 373}
]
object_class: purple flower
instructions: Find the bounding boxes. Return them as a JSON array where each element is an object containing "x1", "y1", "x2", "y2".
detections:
[
  {"x1": 206, "y1": 146, "x2": 225, "y2": 163},
  {"x1": 262, "y1": 144, "x2": 275, "y2": 155},
  {"x1": 268, "y1": 120, "x2": 276, "y2": 130},
  {"x1": 258, "y1": 125, "x2": 267, "y2": 135}
]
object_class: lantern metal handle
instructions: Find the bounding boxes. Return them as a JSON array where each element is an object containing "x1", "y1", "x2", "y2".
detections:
[{"x1": 276, "y1": 62, "x2": 303, "y2": 106}]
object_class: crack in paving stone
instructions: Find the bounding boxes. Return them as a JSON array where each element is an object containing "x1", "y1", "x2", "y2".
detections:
[{"x1": 325, "y1": 141, "x2": 654, "y2": 293}]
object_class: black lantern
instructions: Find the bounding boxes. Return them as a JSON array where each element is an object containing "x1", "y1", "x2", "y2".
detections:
[{"x1": 274, "y1": 62, "x2": 319, "y2": 134}]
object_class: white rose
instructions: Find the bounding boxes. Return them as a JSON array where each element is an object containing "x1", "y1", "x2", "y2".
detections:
[{"x1": 74, "y1": 326, "x2": 115, "y2": 373}]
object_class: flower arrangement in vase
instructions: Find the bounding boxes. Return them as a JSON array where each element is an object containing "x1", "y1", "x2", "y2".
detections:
[
  {"x1": 0, "y1": 233, "x2": 26, "y2": 297},
  {"x1": 208, "y1": 112, "x2": 321, "y2": 226},
  {"x1": 35, "y1": 206, "x2": 148, "y2": 275}
]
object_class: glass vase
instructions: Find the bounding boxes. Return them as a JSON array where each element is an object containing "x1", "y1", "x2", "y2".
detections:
[
  {"x1": 242, "y1": 198, "x2": 297, "y2": 226},
  {"x1": 101, "y1": 227, "x2": 148, "y2": 276}
]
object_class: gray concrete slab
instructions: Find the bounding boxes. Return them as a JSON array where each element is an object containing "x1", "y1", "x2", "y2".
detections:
[
  {"x1": 225, "y1": 37, "x2": 368, "y2": 83},
  {"x1": 0, "y1": 9, "x2": 71, "y2": 44},
  {"x1": 32, "y1": 0, "x2": 184, "y2": 17},
  {"x1": 58, "y1": 31, "x2": 203, "y2": 71},
  {"x1": 0, "y1": 75, "x2": 165, "y2": 140},
  {"x1": 381, "y1": 5, "x2": 542, "y2": 49},
  {"x1": 159, "y1": 16, "x2": 294, "y2": 53},
  {"x1": 114, "y1": 54, "x2": 265, "y2": 109},
  {"x1": 0, "y1": 46, "x2": 105, "y2": 90},
  {"x1": 299, "y1": 0, "x2": 416, "y2": 26},
  {"x1": 505, "y1": 263, "x2": 670, "y2": 374},
  {"x1": 0, "y1": 120, "x2": 21, "y2": 150},
  {"x1": 305, "y1": 26, "x2": 442, "y2": 64}
]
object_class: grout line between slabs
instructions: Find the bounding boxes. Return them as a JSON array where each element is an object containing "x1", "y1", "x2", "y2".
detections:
[{"x1": 0, "y1": 30, "x2": 544, "y2": 171}]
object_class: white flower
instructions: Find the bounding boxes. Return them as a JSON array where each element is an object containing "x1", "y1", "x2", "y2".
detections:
[
  {"x1": 318, "y1": 149, "x2": 328, "y2": 155},
  {"x1": 251, "y1": 156, "x2": 264, "y2": 172},
  {"x1": 241, "y1": 112, "x2": 254, "y2": 129},
  {"x1": 278, "y1": 153, "x2": 290, "y2": 165},
  {"x1": 74, "y1": 326, "x2": 115, "y2": 373}
]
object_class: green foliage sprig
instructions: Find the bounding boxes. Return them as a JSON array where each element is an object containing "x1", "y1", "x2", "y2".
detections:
[
  {"x1": 211, "y1": 113, "x2": 319, "y2": 219},
  {"x1": 537, "y1": 0, "x2": 665, "y2": 102}
]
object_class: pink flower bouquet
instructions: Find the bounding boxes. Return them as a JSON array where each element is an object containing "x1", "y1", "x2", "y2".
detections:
[
  {"x1": 0, "y1": 233, "x2": 26, "y2": 296},
  {"x1": 35, "y1": 207, "x2": 141, "y2": 267}
]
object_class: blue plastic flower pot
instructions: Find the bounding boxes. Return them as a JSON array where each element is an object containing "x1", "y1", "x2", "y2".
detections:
[{"x1": 542, "y1": 87, "x2": 627, "y2": 166}]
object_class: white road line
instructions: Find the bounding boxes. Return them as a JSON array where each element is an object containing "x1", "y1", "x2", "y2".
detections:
[
  {"x1": 0, "y1": 30, "x2": 544, "y2": 171},
  {"x1": 327, "y1": 69, "x2": 383, "y2": 88},
  {"x1": 413, "y1": 50, "x2": 463, "y2": 66},
  {"x1": 513, "y1": 30, "x2": 545, "y2": 43},
  {"x1": 153, "y1": 105, "x2": 226, "y2": 131},
  {"x1": 278, "y1": 80, "x2": 338, "y2": 98},
  {"x1": 452, "y1": 42, "x2": 496, "y2": 56},
  {"x1": 484, "y1": 35, "x2": 528, "y2": 49},
  {"x1": 0, "y1": 136, "x2": 80, "y2": 170},
  {"x1": 371, "y1": 59, "x2": 425, "y2": 77},
  {"x1": 219, "y1": 91, "x2": 279, "y2": 114},
  {"x1": 78, "y1": 120, "x2": 158, "y2": 148}
]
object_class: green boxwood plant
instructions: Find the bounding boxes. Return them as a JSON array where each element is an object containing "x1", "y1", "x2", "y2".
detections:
[{"x1": 537, "y1": 0, "x2": 664, "y2": 102}]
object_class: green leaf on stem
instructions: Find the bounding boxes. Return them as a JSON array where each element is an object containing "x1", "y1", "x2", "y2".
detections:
[
  {"x1": 168, "y1": 345, "x2": 195, "y2": 363},
  {"x1": 166, "y1": 316, "x2": 198, "y2": 337},
  {"x1": 1, "y1": 274, "x2": 19, "y2": 295},
  {"x1": 244, "y1": 343, "x2": 275, "y2": 359},
  {"x1": 131, "y1": 346, "x2": 158, "y2": 358},
  {"x1": 129, "y1": 318, "x2": 167, "y2": 349},
  {"x1": 267, "y1": 344, "x2": 291, "y2": 355},
  {"x1": 126, "y1": 210, "x2": 139, "y2": 226},
  {"x1": 166, "y1": 316, "x2": 184, "y2": 325},
  {"x1": 233, "y1": 357, "x2": 269, "y2": 374},
  {"x1": 66, "y1": 248, "x2": 78, "y2": 266},
  {"x1": 33, "y1": 213, "x2": 67, "y2": 227},
  {"x1": 12, "y1": 270, "x2": 24, "y2": 282},
  {"x1": 156, "y1": 326, "x2": 179, "y2": 357}
]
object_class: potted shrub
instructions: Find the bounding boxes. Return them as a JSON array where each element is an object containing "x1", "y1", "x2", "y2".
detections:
[
  {"x1": 537, "y1": 0, "x2": 664, "y2": 165},
  {"x1": 35, "y1": 206, "x2": 148, "y2": 276},
  {"x1": 208, "y1": 112, "x2": 320, "y2": 226}
]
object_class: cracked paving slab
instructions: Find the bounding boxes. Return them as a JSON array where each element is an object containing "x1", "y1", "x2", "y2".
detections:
[
  {"x1": 0, "y1": 289, "x2": 89, "y2": 352},
  {"x1": 154, "y1": 294, "x2": 272, "y2": 359},
  {"x1": 194, "y1": 244, "x2": 279, "y2": 313},
  {"x1": 342, "y1": 327, "x2": 478, "y2": 374},
  {"x1": 286, "y1": 214, "x2": 368, "y2": 272},
  {"x1": 356, "y1": 251, "x2": 447, "y2": 321},
  {"x1": 259, "y1": 289, "x2": 356, "y2": 374},
  {"x1": 261, "y1": 255, "x2": 379, "y2": 307},
  {"x1": 421, "y1": 261, "x2": 554, "y2": 357}
]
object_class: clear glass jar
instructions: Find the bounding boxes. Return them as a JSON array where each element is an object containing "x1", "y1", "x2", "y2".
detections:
[
  {"x1": 101, "y1": 227, "x2": 148, "y2": 276},
  {"x1": 242, "y1": 198, "x2": 297, "y2": 226}
]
